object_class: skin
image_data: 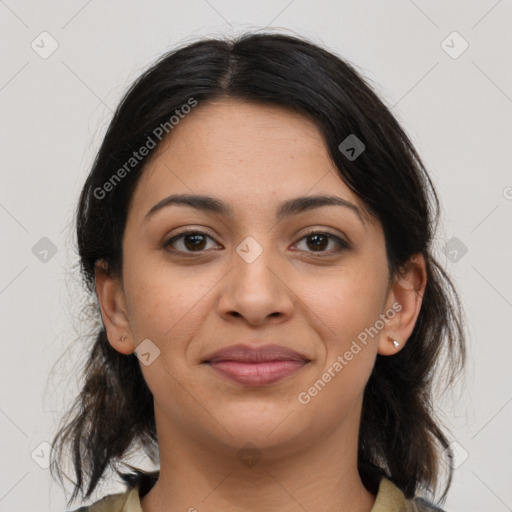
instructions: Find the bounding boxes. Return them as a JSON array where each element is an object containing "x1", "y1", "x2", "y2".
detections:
[{"x1": 95, "y1": 98, "x2": 427, "y2": 512}]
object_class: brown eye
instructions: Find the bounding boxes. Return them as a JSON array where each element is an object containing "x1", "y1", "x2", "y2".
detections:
[
  {"x1": 305, "y1": 233, "x2": 329, "y2": 251},
  {"x1": 184, "y1": 233, "x2": 206, "y2": 251},
  {"x1": 163, "y1": 231, "x2": 219, "y2": 254},
  {"x1": 294, "y1": 231, "x2": 350, "y2": 256}
]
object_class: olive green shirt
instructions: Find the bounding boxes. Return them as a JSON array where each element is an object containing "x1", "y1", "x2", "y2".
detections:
[{"x1": 70, "y1": 476, "x2": 444, "y2": 511}]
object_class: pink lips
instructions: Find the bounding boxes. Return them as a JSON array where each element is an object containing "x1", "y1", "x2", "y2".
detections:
[{"x1": 203, "y1": 344, "x2": 310, "y2": 386}]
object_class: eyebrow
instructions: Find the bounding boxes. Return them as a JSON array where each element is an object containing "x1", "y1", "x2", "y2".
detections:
[{"x1": 144, "y1": 193, "x2": 367, "y2": 226}]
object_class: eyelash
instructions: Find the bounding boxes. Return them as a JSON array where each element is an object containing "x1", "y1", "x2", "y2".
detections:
[{"x1": 162, "y1": 229, "x2": 350, "y2": 258}]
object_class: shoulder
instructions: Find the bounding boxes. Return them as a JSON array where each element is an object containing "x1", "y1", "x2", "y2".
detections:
[
  {"x1": 67, "y1": 489, "x2": 134, "y2": 512},
  {"x1": 374, "y1": 477, "x2": 446, "y2": 512},
  {"x1": 66, "y1": 469, "x2": 158, "y2": 512},
  {"x1": 405, "y1": 496, "x2": 446, "y2": 512}
]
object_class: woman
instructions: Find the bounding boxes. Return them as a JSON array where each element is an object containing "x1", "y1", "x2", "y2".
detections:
[{"x1": 51, "y1": 32, "x2": 466, "y2": 512}]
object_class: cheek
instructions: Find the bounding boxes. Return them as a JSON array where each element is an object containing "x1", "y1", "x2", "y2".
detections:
[
  {"x1": 299, "y1": 258, "x2": 388, "y2": 344},
  {"x1": 121, "y1": 260, "x2": 217, "y2": 405},
  {"x1": 296, "y1": 255, "x2": 387, "y2": 404},
  {"x1": 121, "y1": 253, "x2": 217, "y2": 342}
]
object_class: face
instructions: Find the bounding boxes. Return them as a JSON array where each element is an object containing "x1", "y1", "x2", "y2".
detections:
[{"x1": 97, "y1": 98, "x2": 421, "y2": 460}]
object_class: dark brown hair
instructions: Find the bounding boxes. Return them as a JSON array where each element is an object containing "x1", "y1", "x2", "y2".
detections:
[{"x1": 50, "y1": 31, "x2": 466, "y2": 507}]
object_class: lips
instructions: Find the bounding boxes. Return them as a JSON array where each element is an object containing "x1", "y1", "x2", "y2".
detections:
[{"x1": 203, "y1": 344, "x2": 310, "y2": 386}]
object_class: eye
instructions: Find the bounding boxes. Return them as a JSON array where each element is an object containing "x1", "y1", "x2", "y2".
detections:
[
  {"x1": 163, "y1": 230, "x2": 220, "y2": 255},
  {"x1": 163, "y1": 229, "x2": 350, "y2": 257},
  {"x1": 293, "y1": 231, "x2": 350, "y2": 256}
]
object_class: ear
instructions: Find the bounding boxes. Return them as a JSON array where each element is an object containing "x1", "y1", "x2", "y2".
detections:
[
  {"x1": 377, "y1": 253, "x2": 427, "y2": 356},
  {"x1": 94, "y1": 260, "x2": 136, "y2": 355}
]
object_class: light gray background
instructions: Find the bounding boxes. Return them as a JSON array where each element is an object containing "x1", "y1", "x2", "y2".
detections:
[{"x1": 1, "y1": 1, "x2": 511, "y2": 511}]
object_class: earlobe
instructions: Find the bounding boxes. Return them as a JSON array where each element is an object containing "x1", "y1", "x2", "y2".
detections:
[
  {"x1": 377, "y1": 253, "x2": 427, "y2": 356},
  {"x1": 378, "y1": 335, "x2": 403, "y2": 356},
  {"x1": 94, "y1": 260, "x2": 136, "y2": 355}
]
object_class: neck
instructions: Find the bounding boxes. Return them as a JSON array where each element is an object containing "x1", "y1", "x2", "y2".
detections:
[{"x1": 140, "y1": 402, "x2": 376, "y2": 512}]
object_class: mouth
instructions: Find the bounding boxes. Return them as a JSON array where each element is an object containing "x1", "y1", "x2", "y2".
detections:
[{"x1": 202, "y1": 344, "x2": 311, "y2": 387}]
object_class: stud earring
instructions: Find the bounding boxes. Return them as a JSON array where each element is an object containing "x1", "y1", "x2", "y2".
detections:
[
  {"x1": 120, "y1": 335, "x2": 127, "y2": 342},
  {"x1": 387, "y1": 336, "x2": 399, "y2": 348}
]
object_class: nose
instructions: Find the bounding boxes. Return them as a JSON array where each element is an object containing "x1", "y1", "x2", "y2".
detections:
[{"x1": 216, "y1": 239, "x2": 295, "y2": 326}]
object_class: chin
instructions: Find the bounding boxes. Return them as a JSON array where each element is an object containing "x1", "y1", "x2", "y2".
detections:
[{"x1": 210, "y1": 402, "x2": 310, "y2": 449}]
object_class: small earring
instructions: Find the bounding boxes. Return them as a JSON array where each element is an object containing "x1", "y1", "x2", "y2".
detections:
[
  {"x1": 120, "y1": 335, "x2": 127, "y2": 342},
  {"x1": 388, "y1": 336, "x2": 400, "y2": 348}
]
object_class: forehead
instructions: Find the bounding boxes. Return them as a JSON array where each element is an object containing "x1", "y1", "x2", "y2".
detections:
[
  {"x1": 156, "y1": 98, "x2": 330, "y2": 169},
  {"x1": 127, "y1": 98, "x2": 372, "y2": 225}
]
